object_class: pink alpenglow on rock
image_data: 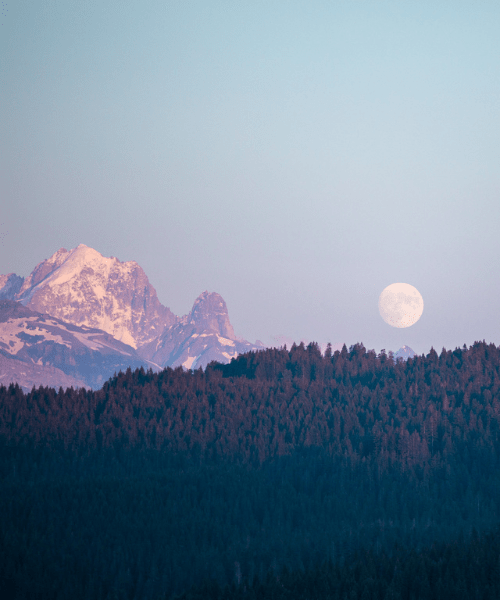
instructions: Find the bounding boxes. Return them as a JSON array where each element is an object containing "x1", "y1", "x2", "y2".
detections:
[{"x1": 13, "y1": 244, "x2": 177, "y2": 348}]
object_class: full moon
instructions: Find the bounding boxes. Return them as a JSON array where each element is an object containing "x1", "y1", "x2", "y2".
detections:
[{"x1": 378, "y1": 283, "x2": 424, "y2": 328}]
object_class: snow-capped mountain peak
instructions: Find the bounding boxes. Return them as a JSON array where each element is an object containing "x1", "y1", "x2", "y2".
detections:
[
  {"x1": 14, "y1": 245, "x2": 177, "y2": 348},
  {"x1": 394, "y1": 345, "x2": 416, "y2": 361}
]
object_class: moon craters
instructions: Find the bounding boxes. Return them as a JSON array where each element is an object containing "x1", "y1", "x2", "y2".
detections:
[{"x1": 378, "y1": 283, "x2": 424, "y2": 328}]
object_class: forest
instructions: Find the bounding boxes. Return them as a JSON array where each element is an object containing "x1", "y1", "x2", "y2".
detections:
[{"x1": 1, "y1": 341, "x2": 500, "y2": 598}]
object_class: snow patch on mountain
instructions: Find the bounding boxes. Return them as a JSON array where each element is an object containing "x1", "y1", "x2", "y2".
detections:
[
  {"x1": 182, "y1": 356, "x2": 197, "y2": 370},
  {"x1": 0, "y1": 318, "x2": 71, "y2": 354}
]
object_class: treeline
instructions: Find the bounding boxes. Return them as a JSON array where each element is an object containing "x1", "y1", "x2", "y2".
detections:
[
  {"x1": 1, "y1": 341, "x2": 500, "y2": 598},
  {"x1": 2, "y1": 341, "x2": 500, "y2": 470}
]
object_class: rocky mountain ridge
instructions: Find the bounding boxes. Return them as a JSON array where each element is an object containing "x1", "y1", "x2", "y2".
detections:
[{"x1": 139, "y1": 291, "x2": 263, "y2": 370}]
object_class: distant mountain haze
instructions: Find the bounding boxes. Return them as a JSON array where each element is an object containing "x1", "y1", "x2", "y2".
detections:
[
  {"x1": 394, "y1": 345, "x2": 416, "y2": 361},
  {"x1": 0, "y1": 353, "x2": 88, "y2": 391},
  {"x1": 0, "y1": 273, "x2": 24, "y2": 300},
  {"x1": 0, "y1": 245, "x2": 264, "y2": 389}
]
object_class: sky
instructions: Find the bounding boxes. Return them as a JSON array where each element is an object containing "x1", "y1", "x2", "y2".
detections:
[{"x1": 1, "y1": 1, "x2": 499, "y2": 356}]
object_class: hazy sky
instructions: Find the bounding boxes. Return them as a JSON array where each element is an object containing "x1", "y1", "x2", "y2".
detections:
[{"x1": 1, "y1": 1, "x2": 499, "y2": 355}]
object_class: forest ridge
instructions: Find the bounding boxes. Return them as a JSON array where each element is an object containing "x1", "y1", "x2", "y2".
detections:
[{"x1": 2, "y1": 341, "x2": 499, "y2": 468}]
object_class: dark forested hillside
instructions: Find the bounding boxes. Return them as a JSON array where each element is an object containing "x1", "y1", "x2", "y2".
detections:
[
  {"x1": 1, "y1": 341, "x2": 500, "y2": 598},
  {"x1": 178, "y1": 527, "x2": 500, "y2": 600}
]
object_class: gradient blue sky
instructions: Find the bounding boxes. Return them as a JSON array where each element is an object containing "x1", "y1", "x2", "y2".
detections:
[{"x1": 1, "y1": 1, "x2": 499, "y2": 355}]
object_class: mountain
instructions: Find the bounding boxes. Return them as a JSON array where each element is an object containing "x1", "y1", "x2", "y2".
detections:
[
  {"x1": 0, "y1": 300, "x2": 154, "y2": 389},
  {"x1": 394, "y1": 345, "x2": 416, "y2": 361},
  {"x1": 0, "y1": 246, "x2": 264, "y2": 388},
  {"x1": 139, "y1": 291, "x2": 263, "y2": 370},
  {"x1": 14, "y1": 245, "x2": 177, "y2": 348},
  {"x1": 0, "y1": 273, "x2": 24, "y2": 300}
]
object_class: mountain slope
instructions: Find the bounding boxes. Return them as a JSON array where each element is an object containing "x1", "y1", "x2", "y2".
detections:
[{"x1": 0, "y1": 300, "x2": 154, "y2": 389}]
